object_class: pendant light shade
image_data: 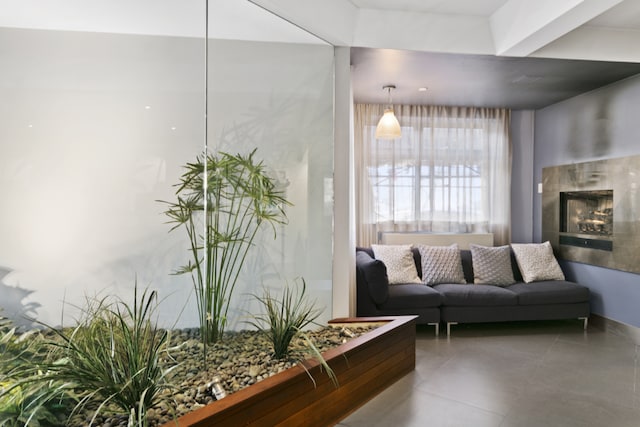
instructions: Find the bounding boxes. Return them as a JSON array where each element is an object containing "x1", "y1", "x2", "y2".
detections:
[
  {"x1": 375, "y1": 85, "x2": 401, "y2": 139},
  {"x1": 375, "y1": 108, "x2": 401, "y2": 139}
]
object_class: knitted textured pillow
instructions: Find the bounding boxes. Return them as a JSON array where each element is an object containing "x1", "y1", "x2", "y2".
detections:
[
  {"x1": 371, "y1": 244, "x2": 421, "y2": 285},
  {"x1": 469, "y1": 244, "x2": 515, "y2": 286},
  {"x1": 417, "y1": 244, "x2": 466, "y2": 286},
  {"x1": 511, "y1": 241, "x2": 565, "y2": 283}
]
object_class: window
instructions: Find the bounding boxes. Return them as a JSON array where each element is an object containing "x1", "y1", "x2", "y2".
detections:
[{"x1": 355, "y1": 105, "x2": 511, "y2": 246}]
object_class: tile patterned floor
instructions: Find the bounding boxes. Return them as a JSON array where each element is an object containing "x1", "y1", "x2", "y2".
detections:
[{"x1": 338, "y1": 321, "x2": 640, "y2": 427}]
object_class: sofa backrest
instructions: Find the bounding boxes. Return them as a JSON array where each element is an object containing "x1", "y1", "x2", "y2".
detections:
[{"x1": 356, "y1": 245, "x2": 524, "y2": 284}]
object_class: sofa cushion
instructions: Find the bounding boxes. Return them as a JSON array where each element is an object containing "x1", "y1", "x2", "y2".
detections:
[
  {"x1": 470, "y1": 244, "x2": 515, "y2": 286},
  {"x1": 508, "y1": 281, "x2": 590, "y2": 305},
  {"x1": 371, "y1": 244, "x2": 421, "y2": 285},
  {"x1": 381, "y1": 284, "x2": 442, "y2": 310},
  {"x1": 356, "y1": 251, "x2": 389, "y2": 305},
  {"x1": 417, "y1": 244, "x2": 466, "y2": 286},
  {"x1": 433, "y1": 283, "x2": 518, "y2": 306},
  {"x1": 511, "y1": 241, "x2": 565, "y2": 283}
]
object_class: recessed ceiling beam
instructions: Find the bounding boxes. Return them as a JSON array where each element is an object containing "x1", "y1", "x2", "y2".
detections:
[
  {"x1": 353, "y1": 9, "x2": 495, "y2": 54},
  {"x1": 532, "y1": 25, "x2": 640, "y2": 62},
  {"x1": 490, "y1": 0, "x2": 624, "y2": 57},
  {"x1": 250, "y1": 0, "x2": 499, "y2": 55}
]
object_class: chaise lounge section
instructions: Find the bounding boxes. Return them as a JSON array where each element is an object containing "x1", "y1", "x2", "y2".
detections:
[{"x1": 355, "y1": 250, "x2": 441, "y2": 330}]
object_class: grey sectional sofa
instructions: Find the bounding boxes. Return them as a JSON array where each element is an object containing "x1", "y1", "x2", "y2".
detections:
[{"x1": 355, "y1": 247, "x2": 590, "y2": 336}]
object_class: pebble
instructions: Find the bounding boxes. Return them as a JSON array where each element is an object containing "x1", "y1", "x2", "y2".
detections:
[{"x1": 70, "y1": 325, "x2": 376, "y2": 426}]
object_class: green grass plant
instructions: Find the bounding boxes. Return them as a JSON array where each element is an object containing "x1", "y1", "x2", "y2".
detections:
[
  {"x1": 1, "y1": 287, "x2": 177, "y2": 427},
  {"x1": 248, "y1": 278, "x2": 322, "y2": 359},
  {"x1": 0, "y1": 316, "x2": 70, "y2": 426},
  {"x1": 247, "y1": 278, "x2": 338, "y2": 387}
]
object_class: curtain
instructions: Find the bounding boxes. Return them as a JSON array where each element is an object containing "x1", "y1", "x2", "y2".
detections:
[{"x1": 355, "y1": 104, "x2": 512, "y2": 247}]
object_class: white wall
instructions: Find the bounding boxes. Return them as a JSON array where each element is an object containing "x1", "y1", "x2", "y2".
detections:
[{"x1": 332, "y1": 46, "x2": 355, "y2": 318}]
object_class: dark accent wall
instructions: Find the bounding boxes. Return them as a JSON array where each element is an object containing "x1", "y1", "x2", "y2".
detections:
[{"x1": 534, "y1": 73, "x2": 640, "y2": 328}]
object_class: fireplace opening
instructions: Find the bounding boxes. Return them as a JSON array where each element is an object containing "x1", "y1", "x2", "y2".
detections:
[{"x1": 559, "y1": 189, "x2": 613, "y2": 251}]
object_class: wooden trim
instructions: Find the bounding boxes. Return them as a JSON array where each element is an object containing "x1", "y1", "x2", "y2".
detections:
[{"x1": 160, "y1": 316, "x2": 417, "y2": 427}]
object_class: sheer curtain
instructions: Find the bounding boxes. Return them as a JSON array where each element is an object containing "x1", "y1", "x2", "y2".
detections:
[{"x1": 355, "y1": 104, "x2": 511, "y2": 247}]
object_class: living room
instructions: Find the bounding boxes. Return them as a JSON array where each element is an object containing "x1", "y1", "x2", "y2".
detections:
[{"x1": 1, "y1": 0, "x2": 640, "y2": 425}]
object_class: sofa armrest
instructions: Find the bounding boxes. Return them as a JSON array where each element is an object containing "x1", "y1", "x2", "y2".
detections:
[{"x1": 356, "y1": 251, "x2": 389, "y2": 305}]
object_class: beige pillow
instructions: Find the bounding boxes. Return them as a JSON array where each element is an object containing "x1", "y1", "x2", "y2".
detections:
[
  {"x1": 417, "y1": 244, "x2": 466, "y2": 286},
  {"x1": 470, "y1": 244, "x2": 515, "y2": 286},
  {"x1": 511, "y1": 241, "x2": 565, "y2": 283},
  {"x1": 371, "y1": 244, "x2": 421, "y2": 285}
]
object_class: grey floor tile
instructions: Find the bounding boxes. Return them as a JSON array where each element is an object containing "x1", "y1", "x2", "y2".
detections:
[
  {"x1": 500, "y1": 383, "x2": 640, "y2": 427},
  {"x1": 340, "y1": 321, "x2": 640, "y2": 427},
  {"x1": 339, "y1": 378, "x2": 504, "y2": 427}
]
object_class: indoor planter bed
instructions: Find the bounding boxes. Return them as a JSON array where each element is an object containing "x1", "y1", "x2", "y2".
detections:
[{"x1": 160, "y1": 315, "x2": 417, "y2": 427}]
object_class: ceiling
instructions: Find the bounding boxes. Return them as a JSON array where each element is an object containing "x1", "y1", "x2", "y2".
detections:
[
  {"x1": 253, "y1": 0, "x2": 640, "y2": 109},
  {"x1": 350, "y1": 48, "x2": 640, "y2": 109}
]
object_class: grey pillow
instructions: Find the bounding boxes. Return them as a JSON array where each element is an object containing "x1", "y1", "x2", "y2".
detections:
[
  {"x1": 470, "y1": 244, "x2": 515, "y2": 286},
  {"x1": 371, "y1": 244, "x2": 421, "y2": 285},
  {"x1": 417, "y1": 244, "x2": 466, "y2": 286},
  {"x1": 511, "y1": 241, "x2": 565, "y2": 283}
]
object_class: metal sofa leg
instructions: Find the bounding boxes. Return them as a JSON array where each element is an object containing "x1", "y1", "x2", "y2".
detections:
[
  {"x1": 579, "y1": 317, "x2": 588, "y2": 330},
  {"x1": 428, "y1": 322, "x2": 440, "y2": 337},
  {"x1": 447, "y1": 322, "x2": 458, "y2": 337}
]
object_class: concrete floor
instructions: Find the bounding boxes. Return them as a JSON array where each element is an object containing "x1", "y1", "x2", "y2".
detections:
[{"x1": 338, "y1": 320, "x2": 640, "y2": 427}]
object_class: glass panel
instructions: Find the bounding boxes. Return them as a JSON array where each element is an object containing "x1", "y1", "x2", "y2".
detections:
[
  {"x1": 0, "y1": 11, "x2": 206, "y2": 329},
  {"x1": 0, "y1": 2, "x2": 335, "y2": 330},
  {"x1": 207, "y1": 7, "x2": 334, "y2": 328}
]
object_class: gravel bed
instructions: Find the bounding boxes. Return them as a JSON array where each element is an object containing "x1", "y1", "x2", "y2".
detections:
[{"x1": 72, "y1": 325, "x2": 377, "y2": 426}]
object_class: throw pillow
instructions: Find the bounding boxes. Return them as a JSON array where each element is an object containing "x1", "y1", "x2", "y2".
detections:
[
  {"x1": 371, "y1": 244, "x2": 421, "y2": 285},
  {"x1": 511, "y1": 241, "x2": 565, "y2": 283},
  {"x1": 469, "y1": 244, "x2": 515, "y2": 286},
  {"x1": 417, "y1": 244, "x2": 466, "y2": 286}
]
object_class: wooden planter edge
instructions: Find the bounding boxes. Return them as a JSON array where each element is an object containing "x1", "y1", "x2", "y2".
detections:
[{"x1": 161, "y1": 315, "x2": 417, "y2": 427}]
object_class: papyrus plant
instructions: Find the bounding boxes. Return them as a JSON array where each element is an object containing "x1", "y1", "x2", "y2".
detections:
[{"x1": 160, "y1": 149, "x2": 290, "y2": 358}]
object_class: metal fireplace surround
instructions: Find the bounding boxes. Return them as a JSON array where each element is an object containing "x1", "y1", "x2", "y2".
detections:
[{"x1": 542, "y1": 154, "x2": 640, "y2": 274}]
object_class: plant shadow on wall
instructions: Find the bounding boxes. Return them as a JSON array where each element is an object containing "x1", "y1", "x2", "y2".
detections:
[
  {"x1": 158, "y1": 149, "x2": 292, "y2": 364},
  {"x1": 0, "y1": 267, "x2": 41, "y2": 331}
]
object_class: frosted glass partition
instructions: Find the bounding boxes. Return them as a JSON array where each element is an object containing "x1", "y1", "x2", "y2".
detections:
[
  {"x1": 0, "y1": 3, "x2": 335, "y2": 330},
  {"x1": 207, "y1": 38, "x2": 335, "y2": 328},
  {"x1": 0, "y1": 25, "x2": 206, "y2": 328}
]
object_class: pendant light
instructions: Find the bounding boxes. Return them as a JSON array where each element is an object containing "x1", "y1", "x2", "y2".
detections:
[{"x1": 375, "y1": 85, "x2": 401, "y2": 139}]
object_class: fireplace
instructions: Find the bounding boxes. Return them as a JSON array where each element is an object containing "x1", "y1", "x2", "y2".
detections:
[
  {"x1": 558, "y1": 190, "x2": 613, "y2": 251},
  {"x1": 542, "y1": 155, "x2": 640, "y2": 274}
]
